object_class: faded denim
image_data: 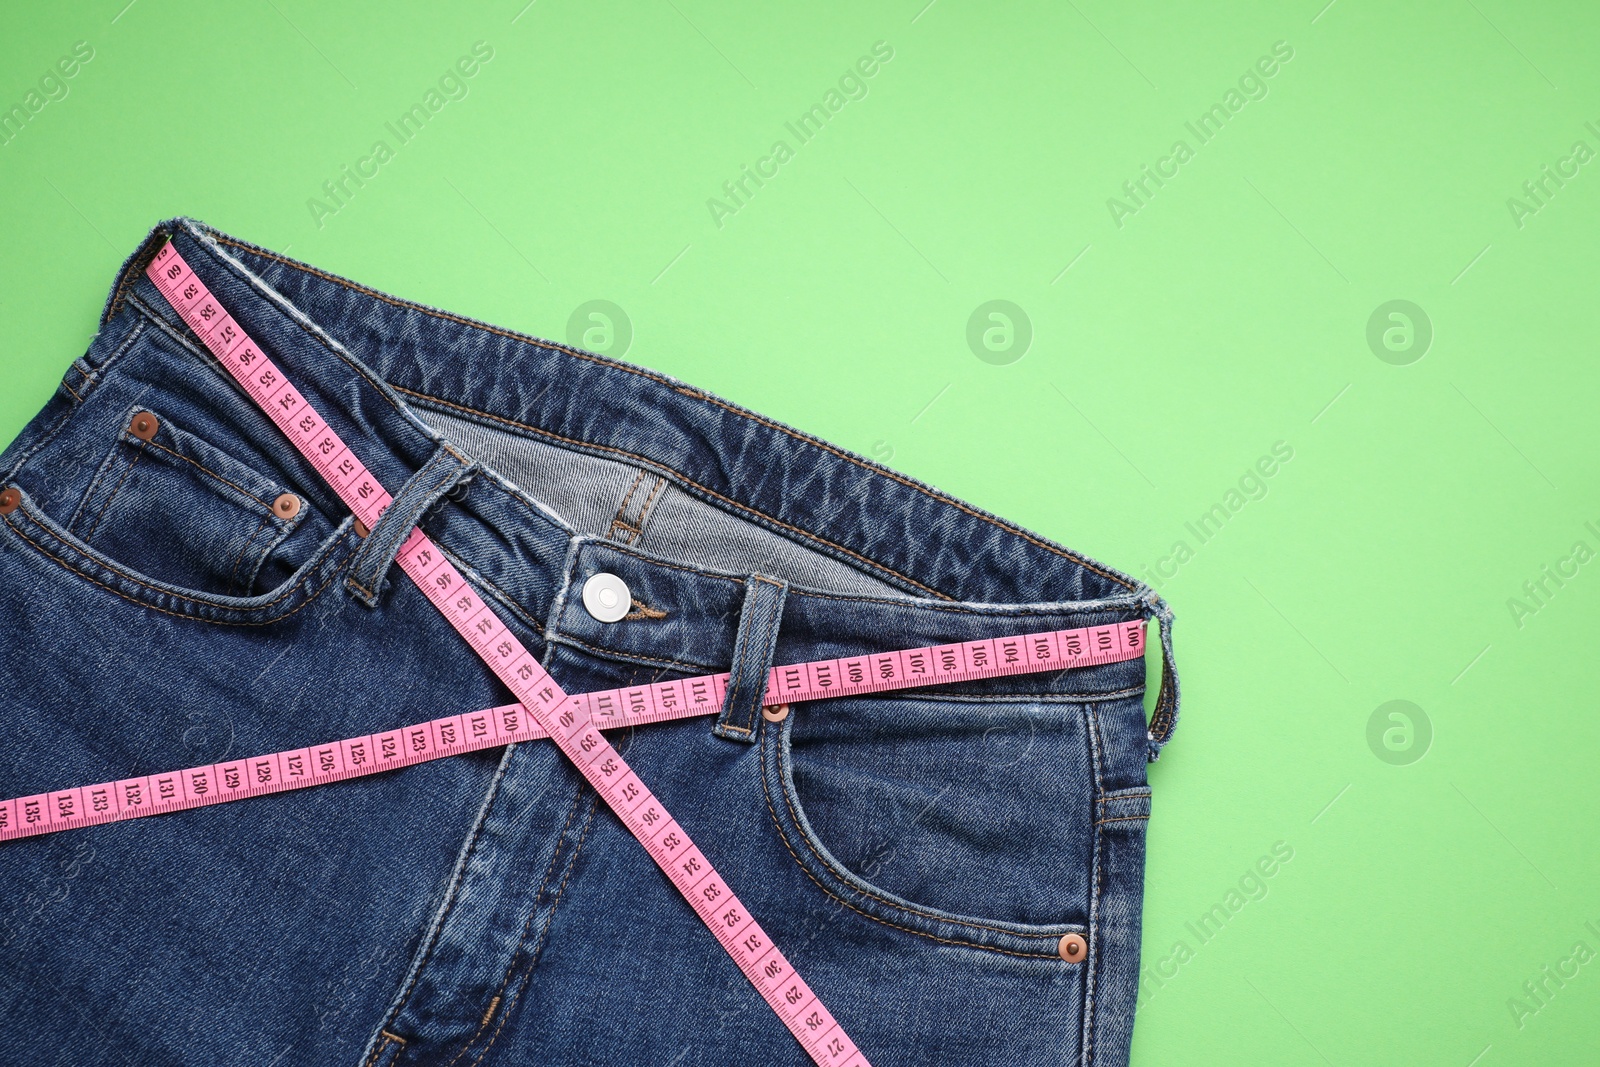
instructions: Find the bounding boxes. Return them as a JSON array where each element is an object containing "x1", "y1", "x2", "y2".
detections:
[{"x1": 0, "y1": 217, "x2": 1180, "y2": 1066}]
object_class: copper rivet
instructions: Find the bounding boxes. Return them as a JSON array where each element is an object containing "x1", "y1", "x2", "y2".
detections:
[
  {"x1": 0, "y1": 488, "x2": 19, "y2": 515},
  {"x1": 1058, "y1": 933, "x2": 1087, "y2": 962},
  {"x1": 272, "y1": 493, "x2": 302, "y2": 520},
  {"x1": 761, "y1": 704, "x2": 790, "y2": 723},
  {"x1": 352, "y1": 518, "x2": 370, "y2": 538},
  {"x1": 129, "y1": 412, "x2": 158, "y2": 442}
]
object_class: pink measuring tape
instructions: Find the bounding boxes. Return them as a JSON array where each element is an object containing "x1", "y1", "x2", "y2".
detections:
[
  {"x1": 0, "y1": 619, "x2": 1142, "y2": 844},
  {"x1": 0, "y1": 242, "x2": 1149, "y2": 1065}
]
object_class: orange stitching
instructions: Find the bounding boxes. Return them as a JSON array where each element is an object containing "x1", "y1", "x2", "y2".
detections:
[
  {"x1": 692, "y1": 388, "x2": 1135, "y2": 590},
  {"x1": 773, "y1": 720, "x2": 1038, "y2": 935},
  {"x1": 557, "y1": 631, "x2": 716, "y2": 675},
  {"x1": 462, "y1": 790, "x2": 603, "y2": 1067},
  {"x1": 1149, "y1": 660, "x2": 1177, "y2": 744},
  {"x1": 450, "y1": 782, "x2": 606, "y2": 1067},
  {"x1": 1080, "y1": 703, "x2": 1105, "y2": 1058},
  {"x1": 1087, "y1": 796, "x2": 1105, "y2": 1057},
  {"x1": 82, "y1": 442, "x2": 144, "y2": 543},
  {"x1": 359, "y1": 749, "x2": 522, "y2": 1066},
  {"x1": 398, "y1": 385, "x2": 1147, "y2": 613},
  {"x1": 141, "y1": 251, "x2": 413, "y2": 426},
  {"x1": 720, "y1": 579, "x2": 762, "y2": 733},
  {"x1": 227, "y1": 509, "x2": 275, "y2": 592},
  {"x1": 1094, "y1": 791, "x2": 1151, "y2": 805},
  {"x1": 11, "y1": 504, "x2": 338, "y2": 611},
  {"x1": 433, "y1": 778, "x2": 585, "y2": 1067},
  {"x1": 363, "y1": 1028, "x2": 407, "y2": 1067},
  {"x1": 730, "y1": 575, "x2": 785, "y2": 735},
  {"x1": 632, "y1": 475, "x2": 666, "y2": 537},
  {"x1": 388, "y1": 385, "x2": 950, "y2": 599},
  {"x1": 106, "y1": 260, "x2": 135, "y2": 325},
  {"x1": 105, "y1": 238, "x2": 162, "y2": 326},
  {"x1": 213, "y1": 235, "x2": 1136, "y2": 592},
  {"x1": 60, "y1": 378, "x2": 81, "y2": 402},
  {"x1": 620, "y1": 597, "x2": 666, "y2": 621},
  {"x1": 212, "y1": 235, "x2": 1138, "y2": 610},
  {"x1": 67, "y1": 435, "x2": 124, "y2": 534},
  {"x1": 760, "y1": 718, "x2": 1064, "y2": 955},
  {"x1": 607, "y1": 472, "x2": 660, "y2": 546},
  {"x1": 136, "y1": 434, "x2": 275, "y2": 508},
  {"x1": 5, "y1": 516, "x2": 352, "y2": 625},
  {"x1": 214, "y1": 236, "x2": 657, "y2": 371},
  {"x1": 347, "y1": 460, "x2": 461, "y2": 599},
  {"x1": 572, "y1": 536, "x2": 742, "y2": 586},
  {"x1": 609, "y1": 469, "x2": 646, "y2": 531},
  {"x1": 1093, "y1": 815, "x2": 1150, "y2": 826}
]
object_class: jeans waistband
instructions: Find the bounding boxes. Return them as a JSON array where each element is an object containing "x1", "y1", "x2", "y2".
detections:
[{"x1": 83, "y1": 216, "x2": 1180, "y2": 758}]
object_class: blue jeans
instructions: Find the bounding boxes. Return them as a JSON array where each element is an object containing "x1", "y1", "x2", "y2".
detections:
[{"x1": 0, "y1": 217, "x2": 1180, "y2": 1066}]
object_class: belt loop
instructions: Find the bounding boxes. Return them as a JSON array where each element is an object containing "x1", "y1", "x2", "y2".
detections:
[
  {"x1": 713, "y1": 575, "x2": 789, "y2": 743},
  {"x1": 1144, "y1": 595, "x2": 1180, "y2": 762},
  {"x1": 345, "y1": 442, "x2": 478, "y2": 608}
]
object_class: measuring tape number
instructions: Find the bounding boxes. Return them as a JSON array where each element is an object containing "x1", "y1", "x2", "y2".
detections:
[{"x1": 0, "y1": 242, "x2": 1149, "y2": 1066}]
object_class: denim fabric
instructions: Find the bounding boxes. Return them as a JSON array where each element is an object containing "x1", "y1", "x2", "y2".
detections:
[{"x1": 0, "y1": 217, "x2": 1179, "y2": 1066}]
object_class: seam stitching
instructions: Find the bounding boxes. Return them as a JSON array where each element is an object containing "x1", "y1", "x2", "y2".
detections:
[
  {"x1": 554, "y1": 632, "x2": 716, "y2": 675},
  {"x1": 5, "y1": 516, "x2": 352, "y2": 625},
  {"x1": 1094, "y1": 791, "x2": 1151, "y2": 804},
  {"x1": 136, "y1": 433, "x2": 277, "y2": 507},
  {"x1": 761, "y1": 718, "x2": 1068, "y2": 952},
  {"x1": 2, "y1": 319, "x2": 147, "y2": 489},
  {"x1": 66, "y1": 432, "x2": 125, "y2": 534},
  {"x1": 386, "y1": 385, "x2": 951, "y2": 598},
  {"x1": 437, "y1": 782, "x2": 586, "y2": 1067},
  {"x1": 212, "y1": 234, "x2": 1136, "y2": 593},
  {"x1": 434, "y1": 542, "x2": 548, "y2": 637},
  {"x1": 81, "y1": 441, "x2": 144, "y2": 543},
  {"x1": 720, "y1": 581, "x2": 762, "y2": 734},
  {"x1": 240, "y1": 512, "x2": 299, "y2": 597},
  {"x1": 228, "y1": 510, "x2": 275, "y2": 594},
  {"x1": 347, "y1": 460, "x2": 460, "y2": 599},
  {"x1": 739, "y1": 576, "x2": 787, "y2": 733},
  {"x1": 606, "y1": 469, "x2": 646, "y2": 543},
  {"x1": 1082, "y1": 702, "x2": 1108, "y2": 1066},
  {"x1": 360, "y1": 750, "x2": 522, "y2": 1067},
  {"x1": 9, "y1": 503, "x2": 340, "y2": 612},
  {"x1": 464, "y1": 788, "x2": 604, "y2": 1067},
  {"x1": 106, "y1": 238, "x2": 162, "y2": 325},
  {"x1": 630, "y1": 475, "x2": 667, "y2": 541},
  {"x1": 620, "y1": 597, "x2": 667, "y2": 621}
]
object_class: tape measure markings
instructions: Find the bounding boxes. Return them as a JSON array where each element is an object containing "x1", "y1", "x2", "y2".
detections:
[
  {"x1": 0, "y1": 616, "x2": 1141, "y2": 842},
  {"x1": 141, "y1": 242, "x2": 868, "y2": 1067},
  {"x1": 0, "y1": 244, "x2": 1148, "y2": 1065}
]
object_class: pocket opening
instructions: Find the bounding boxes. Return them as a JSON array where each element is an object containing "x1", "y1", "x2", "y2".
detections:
[
  {"x1": 759, "y1": 695, "x2": 1096, "y2": 958},
  {"x1": 59, "y1": 404, "x2": 334, "y2": 599}
]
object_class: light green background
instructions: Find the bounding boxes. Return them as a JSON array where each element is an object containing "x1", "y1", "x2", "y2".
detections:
[{"x1": 3, "y1": 2, "x2": 1597, "y2": 1064}]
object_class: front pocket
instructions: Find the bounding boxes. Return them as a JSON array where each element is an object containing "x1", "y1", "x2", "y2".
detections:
[
  {"x1": 760, "y1": 692, "x2": 1096, "y2": 958},
  {"x1": 65, "y1": 404, "x2": 333, "y2": 598}
]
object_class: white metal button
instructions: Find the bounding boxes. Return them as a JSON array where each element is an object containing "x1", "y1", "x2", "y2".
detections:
[{"x1": 582, "y1": 572, "x2": 631, "y2": 623}]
